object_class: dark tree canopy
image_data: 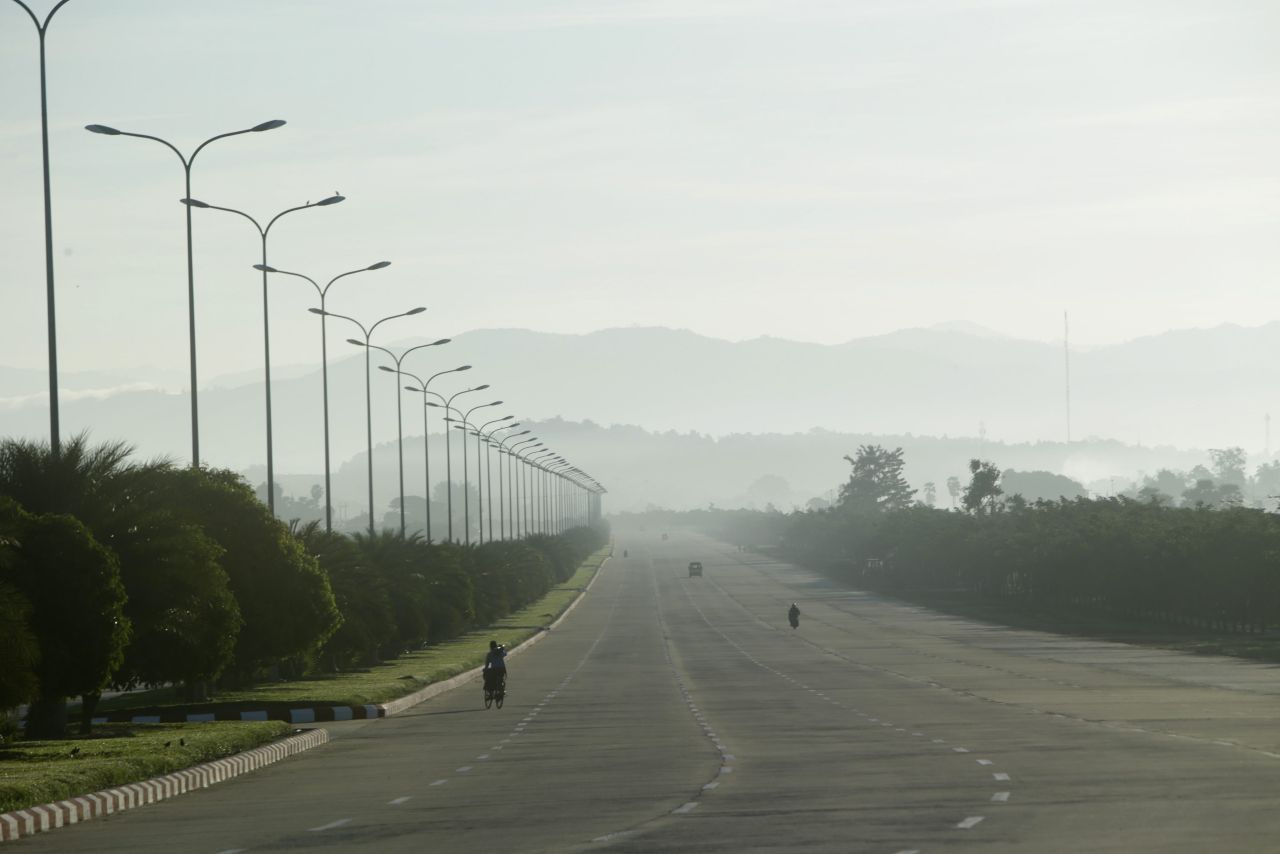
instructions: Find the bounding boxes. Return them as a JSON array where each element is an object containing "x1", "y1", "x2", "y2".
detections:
[
  {"x1": 963, "y1": 459, "x2": 1003, "y2": 514},
  {"x1": 1000, "y1": 469, "x2": 1087, "y2": 503},
  {"x1": 0, "y1": 499, "x2": 130, "y2": 736},
  {"x1": 156, "y1": 468, "x2": 340, "y2": 676},
  {"x1": 838, "y1": 445, "x2": 916, "y2": 513}
]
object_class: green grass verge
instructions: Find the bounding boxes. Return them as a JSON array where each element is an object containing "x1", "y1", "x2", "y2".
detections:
[
  {"x1": 0, "y1": 721, "x2": 289, "y2": 815},
  {"x1": 97, "y1": 545, "x2": 612, "y2": 714}
]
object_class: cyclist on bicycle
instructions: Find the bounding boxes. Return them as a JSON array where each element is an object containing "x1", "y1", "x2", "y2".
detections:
[{"x1": 483, "y1": 640, "x2": 507, "y2": 693}]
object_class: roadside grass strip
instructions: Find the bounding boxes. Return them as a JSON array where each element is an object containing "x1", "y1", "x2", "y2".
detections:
[
  {"x1": 0, "y1": 721, "x2": 325, "y2": 840},
  {"x1": 91, "y1": 547, "x2": 612, "y2": 722}
]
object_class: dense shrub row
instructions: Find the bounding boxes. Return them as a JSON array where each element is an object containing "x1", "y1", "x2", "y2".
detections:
[
  {"x1": 0, "y1": 435, "x2": 607, "y2": 737},
  {"x1": 638, "y1": 452, "x2": 1280, "y2": 635}
]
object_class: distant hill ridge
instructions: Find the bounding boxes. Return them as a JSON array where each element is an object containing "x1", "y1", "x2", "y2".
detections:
[{"x1": 2, "y1": 321, "x2": 1277, "y2": 472}]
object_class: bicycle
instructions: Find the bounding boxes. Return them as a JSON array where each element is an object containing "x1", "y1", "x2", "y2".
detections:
[{"x1": 483, "y1": 671, "x2": 506, "y2": 709}]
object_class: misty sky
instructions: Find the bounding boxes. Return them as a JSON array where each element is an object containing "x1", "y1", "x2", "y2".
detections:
[{"x1": 2, "y1": 0, "x2": 1277, "y2": 384}]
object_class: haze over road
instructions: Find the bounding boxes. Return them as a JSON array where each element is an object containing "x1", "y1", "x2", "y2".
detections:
[{"x1": 22, "y1": 529, "x2": 1280, "y2": 852}]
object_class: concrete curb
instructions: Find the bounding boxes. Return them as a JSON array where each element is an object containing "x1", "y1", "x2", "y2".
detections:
[
  {"x1": 0, "y1": 727, "x2": 328, "y2": 844},
  {"x1": 377, "y1": 550, "x2": 612, "y2": 717}
]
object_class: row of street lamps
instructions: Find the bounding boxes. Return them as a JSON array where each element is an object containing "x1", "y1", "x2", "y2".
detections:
[{"x1": 9, "y1": 0, "x2": 606, "y2": 542}]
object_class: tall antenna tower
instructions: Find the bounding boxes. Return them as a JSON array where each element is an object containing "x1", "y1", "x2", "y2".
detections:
[{"x1": 1064, "y1": 311, "x2": 1072, "y2": 444}]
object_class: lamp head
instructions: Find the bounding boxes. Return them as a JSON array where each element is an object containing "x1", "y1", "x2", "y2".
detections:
[
  {"x1": 253, "y1": 264, "x2": 278, "y2": 273},
  {"x1": 180, "y1": 197, "x2": 211, "y2": 208},
  {"x1": 456, "y1": 365, "x2": 472, "y2": 372},
  {"x1": 251, "y1": 119, "x2": 287, "y2": 132},
  {"x1": 378, "y1": 366, "x2": 395, "y2": 373},
  {"x1": 474, "y1": 384, "x2": 490, "y2": 391},
  {"x1": 406, "y1": 306, "x2": 427, "y2": 316},
  {"x1": 316, "y1": 194, "x2": 345, "y2": 206},
  {"x1": 85, "y1": 124, "x2": 122, "y2": 135},
  {"x1": 499, "y1": 415, "x2": 514, "y2": 421},
  {"x1": 367, "y1": 261, "x2": 391, "y2": 270},
  {"x1": 404, "y1": 385, "x2": 420, "y2": 392},
  {"x1": 347, "y1": 338, "x2": 365, "y2": 347},
  {"x1": 489, "y1": 400, "x2": 503, "y2": 406},
  {"x1": 308, "y1": 308, "x2": 326, "y2": 316},
  {"x1": 432, "y1": 338, "x2": 451, "y2": 346}
]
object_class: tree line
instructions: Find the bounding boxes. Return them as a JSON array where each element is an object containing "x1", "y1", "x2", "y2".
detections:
[
  {"x1": 0, "y1": 435, "x2": 606, "y2": 738},
  {"x1": 649, "y1": 444, "x2": 1280, "y2": 636}
]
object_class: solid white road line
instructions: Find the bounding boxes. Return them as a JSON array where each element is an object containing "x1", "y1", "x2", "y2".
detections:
[
  {"x1": 673, "y1": 802, "x2": 699, "y2": 814},
  {"x1": 957, "y1": 816, "x2": 985, "y2": 829},
  {"x1": 309, "y1": 818, "x2": 352, "y2": 832}
]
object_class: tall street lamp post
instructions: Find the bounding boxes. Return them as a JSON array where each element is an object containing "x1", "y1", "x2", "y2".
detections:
[
  {"x1": 507, "y1": 438, "x2": 540, "y2": 539},
  {"x1": 11, "y1": 0, "x2": 75, "y2": 456},
  {"x1": 472, "y1": 416, "x2": 514, "y2": 543},
  {"x1": 484, "y1": 424, "x2": 526, "y2": 540},
  {"x1": 426, "y1": 385, "x2": 488, "y2": 542},
  {"x1": 314, "y1": 307, "x2": 426, "y2": 535},
  {"x1": 453, "y1": 400, "x2": 502, "y2": 545},
  {"x1": 181, "y1": 194, "x2": 343, "y2": 514},
  {"x1": 260, "y1": 261, "x2": 391, "y2": 531},
  {"x1": 395, "y1": 366, "x2": 471, "y2": 541},
  {"x1": 85, "y1": 117, "x2": 287, "y2": 465},
  {"x1": 364, "y1": 340, "x2": 451, "y2": 536}
]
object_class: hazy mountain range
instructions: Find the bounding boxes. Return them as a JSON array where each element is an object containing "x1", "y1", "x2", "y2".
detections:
[{"x1": 1, "y1": 321, "x2": 1274, "y2": 511}]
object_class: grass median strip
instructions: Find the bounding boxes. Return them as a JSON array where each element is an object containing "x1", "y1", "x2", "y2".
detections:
[
  {"x1": 96, "y1": 546, "x2": 611, "y2": 716},
  {"x1": 0, "y1": 721, "x2": 290, "y2": 815}
]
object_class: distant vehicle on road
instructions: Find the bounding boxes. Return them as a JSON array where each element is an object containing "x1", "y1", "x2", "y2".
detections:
[{"x1": 688, "y1": 561, "x2": 703, "y2": 577}]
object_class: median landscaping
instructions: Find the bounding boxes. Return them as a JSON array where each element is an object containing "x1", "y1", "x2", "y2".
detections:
[
  {"x1": 91, "y1": 545, "x2": 611, "y2": 721},
  {"x1": 0, "y1": 544, "x2": 609, "y2": 824}
]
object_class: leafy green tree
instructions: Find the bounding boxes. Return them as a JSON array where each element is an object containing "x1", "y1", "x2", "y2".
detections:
[
  {"x1": 156, "y1": 468, "x2": 340, "y2": 679},
  {"x1": 945, "y1": 476, "x2": 961, "y2": 509},
  {"x1": 838, "y1": 445, "x2": 916, "y2": 513},
  {"x1": 962, "y1": 459, "x2": 1003, "y2": 514},
  {"x1": 295, "y1": 522, "x2": 394, "y2": 669},
  {"x1": 1210, "y1": 448, "x2": 1247, "y2": 488},
  {"x1": 0, "y1": 436, "x2": 241, "y2": 698},
  {"x1": 0, "y1": 498, "x2": 129, "y2": 737},
  {"x1": 921, "y1": 482, "x2": 937, "y2": 508},
  {"x1": 0, "y1": 513, "x2": 38, "y2": 712}
]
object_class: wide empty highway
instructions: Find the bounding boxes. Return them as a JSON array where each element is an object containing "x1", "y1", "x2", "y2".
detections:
[{"x1": 21, "y1": 528, "x2": 1280, "y2": 852}]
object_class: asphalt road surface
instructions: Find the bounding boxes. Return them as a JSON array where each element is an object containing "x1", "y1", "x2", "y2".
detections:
[{"x1": 20, "y1": 527, "x2": 1280, "y2": 853}]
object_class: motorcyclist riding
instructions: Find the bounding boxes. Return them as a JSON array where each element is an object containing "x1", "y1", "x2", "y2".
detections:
[
  {"x1": 788, "y1": 602, "x2": 800, "y2": 629},
  {"x1": 483, "y1": 640, "x2": 507, "y2": 693}
]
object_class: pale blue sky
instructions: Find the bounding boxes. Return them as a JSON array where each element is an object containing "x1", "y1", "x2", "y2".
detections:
[{"x1": 2, "y1": 0, "x2": 1277, "y2": 383}]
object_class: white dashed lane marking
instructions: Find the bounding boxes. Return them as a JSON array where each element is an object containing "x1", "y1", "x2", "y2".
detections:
[
  {"x1": 992, "y1": 791, "x2": 1011, "y2": 802},
  {"x1": 957, "y1": 816, "x2": 986, "y2": 829},
  {"x1": 977, "y1": 759, "x2": 994, "y2": 766},
  {"x1": 673, "y1": 802, "x2": 699, "y2": 814},
  {"x1": 993, "y1": 772, "x2": 1011, "y2": 781},
  {"x1": 309, "y1": 818, "x2": 351, "y2": 832},
  {"x1": 430, "y1": 779, "x2": 448, "y2": 786},
  {"x1": 388, "y1": 796, "x2": 411, "y2": 805}
]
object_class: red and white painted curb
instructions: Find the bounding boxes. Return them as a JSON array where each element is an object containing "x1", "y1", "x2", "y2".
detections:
[{"x1": 0, "y1": 728, "x2": 328, "y2": 844}]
